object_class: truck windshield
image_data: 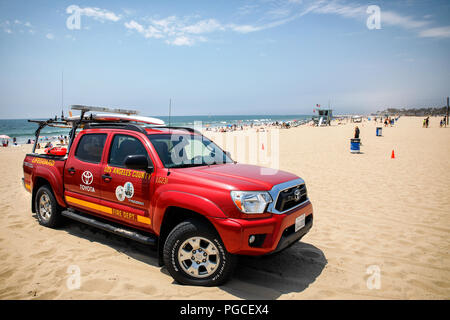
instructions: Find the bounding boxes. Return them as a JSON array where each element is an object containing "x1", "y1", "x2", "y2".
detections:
[{"x1": 148, "y1": 134, "x2": 233, "y2": 168}]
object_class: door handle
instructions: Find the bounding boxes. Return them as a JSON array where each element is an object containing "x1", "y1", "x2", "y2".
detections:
[
  {"x1": 67, "y1": 167, "x2": 76, "y2": 175},
  {"x1": 102, "y1": 174, "x2": 112, "y2": 182}
]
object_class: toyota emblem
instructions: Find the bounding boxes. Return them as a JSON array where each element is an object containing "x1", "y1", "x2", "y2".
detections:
[
  {"x1": 294, "y1": 189, "x2": 301, "y2": 202},
  {"x1": 81, "y1": 171, "x2": 93, "y2": 185}
]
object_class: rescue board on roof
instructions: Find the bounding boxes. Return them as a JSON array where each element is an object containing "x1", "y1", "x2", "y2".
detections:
[{"x1": 67, "y1": 113, "x2": 165, "y2": 126}]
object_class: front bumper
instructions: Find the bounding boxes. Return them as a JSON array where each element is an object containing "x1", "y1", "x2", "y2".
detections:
[
  {"x1": 272, "y1": 213, "x2": 313, "y2": 253},
  {"x1": 210, "y1": 201, "x2": 313, "y2": 255}
]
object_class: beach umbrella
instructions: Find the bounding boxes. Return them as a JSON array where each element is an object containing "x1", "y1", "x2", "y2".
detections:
[{"x1": 0, "y1": 135, "x2": 11, "y2": 139}]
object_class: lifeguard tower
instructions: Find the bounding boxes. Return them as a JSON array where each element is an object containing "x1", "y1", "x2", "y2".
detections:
[{"x1": 313, "y1": 109, "x2": 333, "y2": 126}]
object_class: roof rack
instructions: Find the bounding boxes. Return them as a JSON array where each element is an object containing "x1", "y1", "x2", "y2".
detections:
[
  {"x1": 156, "y1": 126, "x2": 201, "y2": 134},
  {"x1": 27, "y1": 118, "x2": 73, "y2": 154},
  {"x1": 71, "y1": 105, "x2": 139, "y2": 115},
  {"x1": 84, "y1": 122, "x2": 147, "y2": 134},
  {"x1": 28, "y1": 106, "x2": 171, "y2": 155}
]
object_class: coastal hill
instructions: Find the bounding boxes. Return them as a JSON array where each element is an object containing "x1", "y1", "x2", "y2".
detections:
[{"x1": 376, "y1": 106, "x2": 449, "y2": 116}]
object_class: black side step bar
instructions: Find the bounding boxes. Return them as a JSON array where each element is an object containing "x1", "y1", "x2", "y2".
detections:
[{"x1": 61, "y1": 210, "x2": 157, "y2": 246}]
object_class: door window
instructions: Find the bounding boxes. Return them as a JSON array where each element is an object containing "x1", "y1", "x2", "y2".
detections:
[
  {"x1": 108, "y1": 135, "x2": 150, "y2": 168},
  {"x1": 74, "y1": 134, "x2": 107, "y2": 163}
]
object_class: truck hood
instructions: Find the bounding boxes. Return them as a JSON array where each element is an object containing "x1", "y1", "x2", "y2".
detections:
[{"x1": 173, "y1": 163, "x2": 299, "y2": 191}]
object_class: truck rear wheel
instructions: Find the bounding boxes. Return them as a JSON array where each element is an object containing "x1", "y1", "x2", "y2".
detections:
[
  {"x1": 35, "y1": 185, "x2": 62, "y2": 228},
  {"x1": 163, "y1": 219, "x2": 237, "y2": 286}
]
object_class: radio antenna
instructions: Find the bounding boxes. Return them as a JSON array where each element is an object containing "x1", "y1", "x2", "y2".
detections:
[
  {"x1": 169, "y1": 98, "x2": 172, "y2": 128},
  {"x1": 167, "y1": 98, "x2": 172, "y2": 176},
  {"x1": 61, "y1": 70, "x2": 64, "y2": 120}
]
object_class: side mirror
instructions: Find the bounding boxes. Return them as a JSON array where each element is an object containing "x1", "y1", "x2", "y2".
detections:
[{"x1": 124, "y1": 155, "x2": 153, "y2": 173}]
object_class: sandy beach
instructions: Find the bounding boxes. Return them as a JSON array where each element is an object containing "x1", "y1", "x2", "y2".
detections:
[{"x1": 0, "y1": 116, "x2": 449, "y2": 299}]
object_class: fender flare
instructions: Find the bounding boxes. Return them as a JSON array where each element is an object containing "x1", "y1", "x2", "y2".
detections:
[
  {"x1": 152, "y1": 190, "x2": 228, "y2": 235},
  {"x1": 32, "y1": 166, "x2": 65, "y2": 208}
]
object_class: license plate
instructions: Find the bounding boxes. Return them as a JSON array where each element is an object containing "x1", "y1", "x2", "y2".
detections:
[{"x1": 295, "y1": 214, "x2": 305, "y2": 232}]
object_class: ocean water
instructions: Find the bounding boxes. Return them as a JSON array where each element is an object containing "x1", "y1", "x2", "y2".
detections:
[{"x1": 0, "y1": 114, "x2": 312, "y2": 144}]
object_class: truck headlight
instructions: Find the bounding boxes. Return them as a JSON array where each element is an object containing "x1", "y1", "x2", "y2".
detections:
[{"x1": 230, "y1": 191, "x2": 272, "y2": 214}]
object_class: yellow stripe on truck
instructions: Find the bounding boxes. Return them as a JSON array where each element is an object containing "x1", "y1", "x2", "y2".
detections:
[
  {"x1": 65, "y1": 196, "x2": 151, "y2": 225},
  {"x1": 65, "y1": 196, "x2": 112, "y2": 214},
  {"x1": 137, "y1": 216, "x2": 151, "y2": 225}
]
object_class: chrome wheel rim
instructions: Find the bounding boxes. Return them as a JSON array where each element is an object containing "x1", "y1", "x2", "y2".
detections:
[
  {"x1": 39, "y1": 193, "x2": 52, "y2": 222},
  {"x1": 177, "y1": 237, "x2": 220, "y2": 278}
]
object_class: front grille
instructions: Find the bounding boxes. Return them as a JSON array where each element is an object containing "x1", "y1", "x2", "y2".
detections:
[{"x1": 275, "y1": 184, "x2": 307, "y2": 212}]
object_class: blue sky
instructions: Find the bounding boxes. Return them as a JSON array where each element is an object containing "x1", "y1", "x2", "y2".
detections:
[{"x1": 0, "y1": 0, "x2": 449, "y2": 118}]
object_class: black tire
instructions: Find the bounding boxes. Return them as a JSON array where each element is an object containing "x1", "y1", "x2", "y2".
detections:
[
  {"x1": 35, "y1": 185, "x2": 62, "y2": 228},
  {"x1": 163, "y1": 219, "x2": 237, "y2": 286}
]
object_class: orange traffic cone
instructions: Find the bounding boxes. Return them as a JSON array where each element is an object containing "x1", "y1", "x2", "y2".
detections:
[{"x1": 391, "y1": 150, "x2": 395, "y2": 159}]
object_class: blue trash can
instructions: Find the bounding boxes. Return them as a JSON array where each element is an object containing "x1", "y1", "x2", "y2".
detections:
[
  {"x1": 376, "y1": 127, "x2": 382, "y2": 136},
  {"x1": 350, "y1": 138, "x2": 360, "y2": 153}
]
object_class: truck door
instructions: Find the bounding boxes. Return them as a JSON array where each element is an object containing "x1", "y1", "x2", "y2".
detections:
[
  {"x1": 100, "y1": 133, "x2": 153, "y2": 229},
  {"x1": 63, "y1": 133, "x2": 107, "y2": 215}
]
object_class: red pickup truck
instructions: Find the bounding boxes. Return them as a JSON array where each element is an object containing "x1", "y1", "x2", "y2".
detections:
[{"x1": 22, "y1": 107, "x2": 313, "y2": 286}]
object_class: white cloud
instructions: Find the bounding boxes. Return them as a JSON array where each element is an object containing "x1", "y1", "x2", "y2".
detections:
[
  {"x1": 305, "y1": 1, "x2": 436, "y2": 36},
  {"x1": 237, "y1": 4, "x2": 259, "y2": 16},
  {"x1": 1, "y1": 19, "x2": 34, "y2": 35},
  {"x1": 116, "y1": 1, "x2": 450, "y2": 46},
  {"x1": 167, "y1": 36, "x2": 195, "y2": 46},
  {"x1": 124, "y1": 16, "x2": 222, "y2": 45},
  {"x1": 419, "y1": 26, "x2": 450, "y2": 38},
  {"x1": 46, "y1": 33, "x2": 54, "y2": 40},
  {"x1": 124, "y1": 20, "x2": 163, "y2": 39},
  {"x1": 124, "y1": 20, "x2": 145, "y2": 33},
  {"x1": 79, "y1": 7, "x2": 120, "y2": 22},
  {"x1": 228, "y1": 9, "x2": 308, "y2": 34},
  {"x1": 310, "y1": 2, "x2": 366, "y2": 18},
  {"x1": 381, "y1": 11, "x2": 430, "y2": 29},
  {"x1": 181, "y1": 19, "x2": 223, "y2": 34},
  {"x1": 267, "y1": 6, "x2": 293, "y2": 18},
  {"x1": 228, "y1": 24, "x2": 262, "y2": 33}
]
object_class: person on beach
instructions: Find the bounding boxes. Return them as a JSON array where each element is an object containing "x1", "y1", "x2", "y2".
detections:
[{"x1": 354, "y1": 126, "x2": 360, "y2": 139}]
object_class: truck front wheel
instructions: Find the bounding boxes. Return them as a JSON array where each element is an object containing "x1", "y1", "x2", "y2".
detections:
[
  {"x1": 163, "y1": 219, "x2": 237, "y2": 286},
  {"x1": 35, "y1": 185, "x2": 62, "y2": 228}
]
